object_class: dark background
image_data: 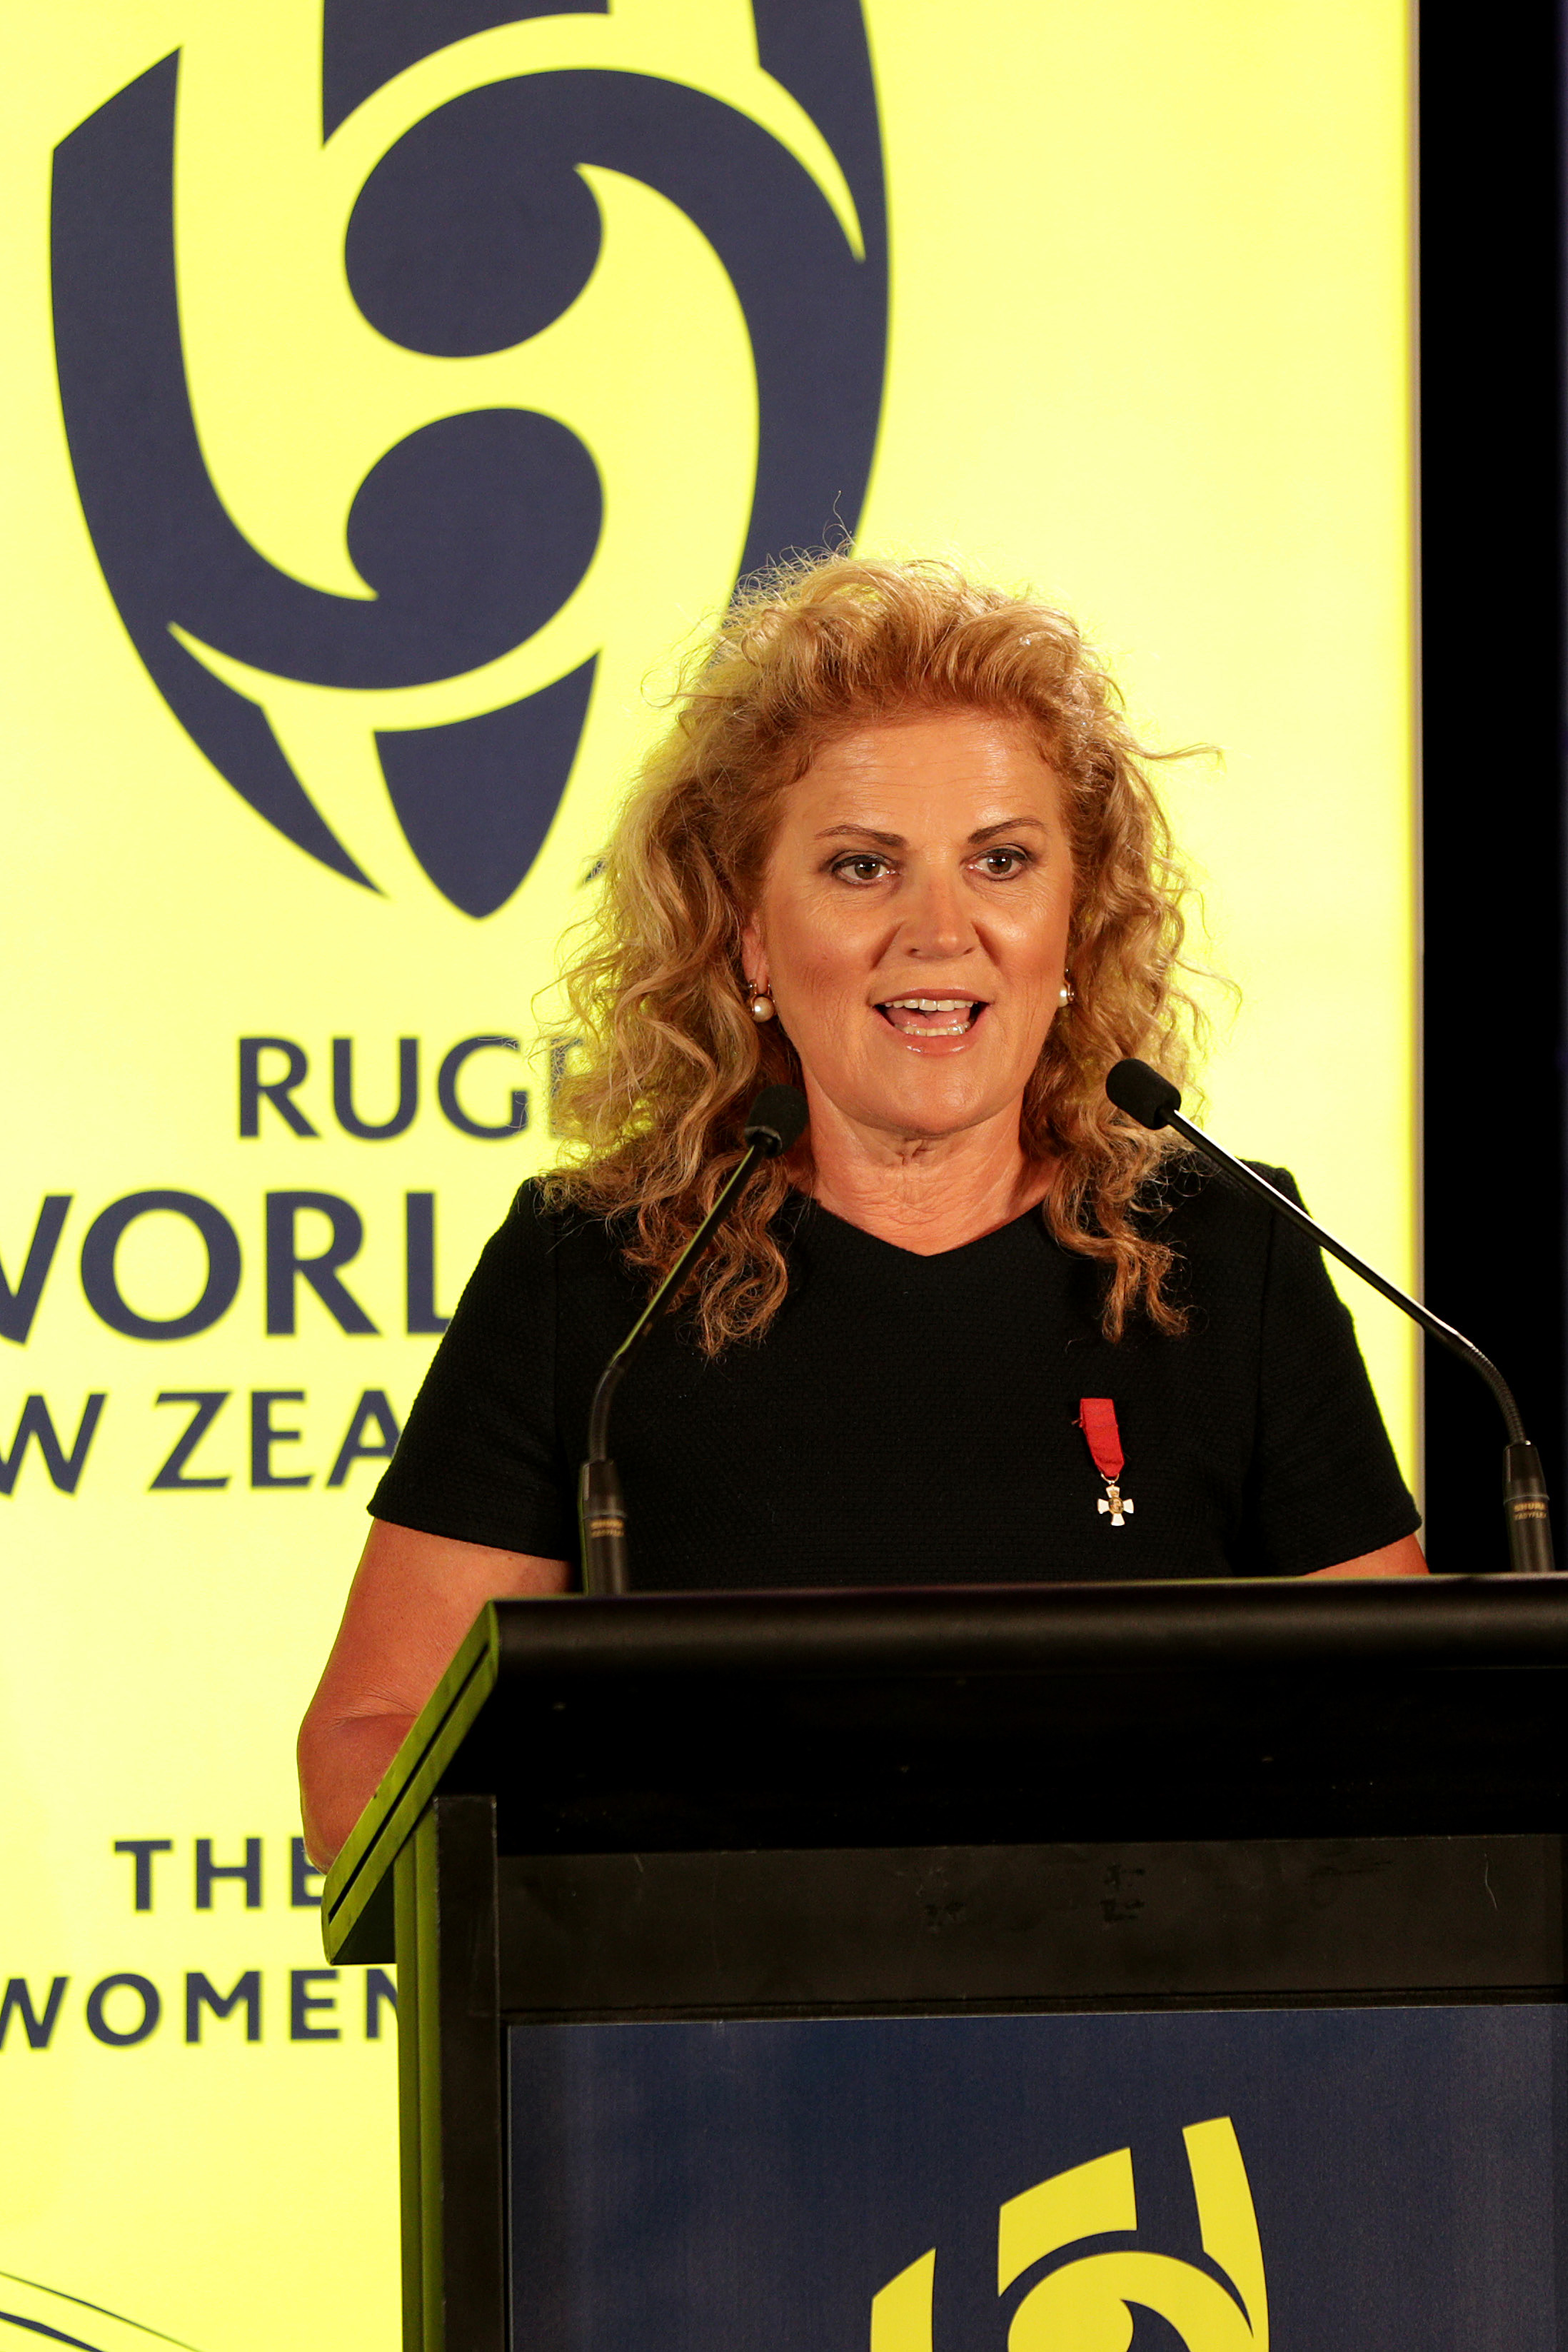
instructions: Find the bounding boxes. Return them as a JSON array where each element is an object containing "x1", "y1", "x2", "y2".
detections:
[{"x1": 1419, "y1": 0, "x2": 1565, "y2": 1567}]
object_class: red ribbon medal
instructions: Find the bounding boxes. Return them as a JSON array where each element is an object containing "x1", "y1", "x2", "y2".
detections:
[{"x1": 1077, "y1": 1397, "x2": 1134, "y2": 1527}]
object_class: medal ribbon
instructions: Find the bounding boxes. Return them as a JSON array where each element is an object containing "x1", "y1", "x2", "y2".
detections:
[{"x1": 1076, "y1": 1397, "x2": 1124, "y2": 1485}]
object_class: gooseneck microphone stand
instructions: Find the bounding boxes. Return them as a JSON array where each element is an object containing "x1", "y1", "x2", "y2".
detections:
[
  {"x1": 578, "y1": 1085, "x2": 809, "y2": 1596},
  {"x1": 1106, "y1": 1058, "x2": 1555, "y2": 1574}
]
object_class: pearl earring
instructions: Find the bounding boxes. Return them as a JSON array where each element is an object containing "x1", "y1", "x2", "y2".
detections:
[
  {"x1": 1058, "y1": 979, "x2": 1075, "y2": 1005},
  {"x1": 749, "y1": 988, "x2": 775, "y2": 1022}
]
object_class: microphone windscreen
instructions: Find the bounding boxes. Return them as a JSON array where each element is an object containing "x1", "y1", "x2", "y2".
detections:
[
  {"x1": 1106, "y1": 1057, "x2": 1182, "y2": 1130},
  {"x1": 743, "y1": 1084, "x2": 809, "y2": 1157}
]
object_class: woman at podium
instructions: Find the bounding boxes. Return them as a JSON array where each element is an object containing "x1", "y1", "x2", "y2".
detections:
[{"x1": 300, "y1": 555, "x2": 1423, "y2": 1862}]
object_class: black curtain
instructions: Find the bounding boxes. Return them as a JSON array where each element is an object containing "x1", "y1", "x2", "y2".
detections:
[{"x1": 1419, "y1": 0, "x2": 1565, "y2": 1567}]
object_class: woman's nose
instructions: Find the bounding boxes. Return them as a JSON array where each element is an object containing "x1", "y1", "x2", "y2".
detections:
[{"x1": 899, "y1": 868, "x2": 974, "y2": 958}]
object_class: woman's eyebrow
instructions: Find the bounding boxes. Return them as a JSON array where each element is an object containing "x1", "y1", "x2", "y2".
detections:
[
  {"x1": 813, "y1": 823, "x2": 905, "y2": 846},
  {"x1": 968, "y1": 815, "x2": 1047, "y2": 843}
]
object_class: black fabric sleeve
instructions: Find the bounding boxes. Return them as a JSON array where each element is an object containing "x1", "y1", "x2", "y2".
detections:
[
  {"x1": 1243, "y1": 1169, "x2": 1422, "y2": 1574},
  {"x1": 368, "y1": 1183, "x2": 574, "y2": 1559}
]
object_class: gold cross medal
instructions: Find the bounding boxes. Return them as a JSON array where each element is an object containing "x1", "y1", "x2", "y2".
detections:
[
  {"x1": 1097, "y1": 1480, "x2": 1134, "y2": 1528},
  {"x1": 1078, "y1": 1397, "x2": 1134, "y2": 1529}
]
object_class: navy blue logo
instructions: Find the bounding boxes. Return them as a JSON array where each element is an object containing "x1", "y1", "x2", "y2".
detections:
[{"x1": 51, "y1": 1, "x2": 887, "y2": 916}]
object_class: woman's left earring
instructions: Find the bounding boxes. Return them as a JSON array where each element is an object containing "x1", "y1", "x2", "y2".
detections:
[{"x1": 1058, "y1": 980, "x2": 1075, "y2": 1005}]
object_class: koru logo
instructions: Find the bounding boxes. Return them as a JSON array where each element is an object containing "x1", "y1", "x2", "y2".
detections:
[
  {"x1": 50, "y1": 1, "x2": 887, "y2": 917},
  {"x1": 873, "y1": 2119, "x2": 1270, "y2": 2352}
]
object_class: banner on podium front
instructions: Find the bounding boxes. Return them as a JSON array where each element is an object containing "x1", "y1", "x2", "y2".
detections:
[{"x1": 508, "y1": 2005, "x2": 1563, "y2": 2352}]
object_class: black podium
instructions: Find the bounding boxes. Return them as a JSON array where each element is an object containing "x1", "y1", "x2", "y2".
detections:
[{"x1": 321, "y1": 1579, "x2": 1568, "y2": 2352}]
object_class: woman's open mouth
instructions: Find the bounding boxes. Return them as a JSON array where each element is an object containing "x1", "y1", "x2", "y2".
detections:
[{"x1": 875, "y1": 995, "x2": 987, "y2": 1037}]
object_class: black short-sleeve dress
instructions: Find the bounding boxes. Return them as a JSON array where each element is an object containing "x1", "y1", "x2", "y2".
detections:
[{"x1": 369, "y1": 1165, "x2": 1419, "y2": 1587}]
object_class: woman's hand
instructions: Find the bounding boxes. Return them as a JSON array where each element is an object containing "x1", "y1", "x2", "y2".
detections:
[{"x1": 297, "y1": 1520, "x2": 569, "y2": 1868}]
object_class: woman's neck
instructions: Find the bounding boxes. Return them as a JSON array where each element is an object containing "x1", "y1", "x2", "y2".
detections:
[{"x1": 797, "y1": 1095, "x2": 1052, "y2": 1256}]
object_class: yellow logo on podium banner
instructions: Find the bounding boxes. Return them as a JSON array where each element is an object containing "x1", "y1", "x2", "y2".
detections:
[{"x1": 873, "y1": 2119, "x2": 1267, "y2": 2352}]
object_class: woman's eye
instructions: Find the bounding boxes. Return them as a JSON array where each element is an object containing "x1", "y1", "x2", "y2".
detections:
[
  {"x1": 832, "y1": 854, "x2": 893, "y2": 884},
  {"x1": 975, "y1": 847, "x2": 1030, "y2": 878}
]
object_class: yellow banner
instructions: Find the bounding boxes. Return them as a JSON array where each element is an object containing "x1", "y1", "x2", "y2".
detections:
[{"x1": 0, "y1": 3, "x2": 1411, "y2": 2346}]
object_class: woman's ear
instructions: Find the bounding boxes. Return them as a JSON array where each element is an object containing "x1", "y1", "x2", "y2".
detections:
[{"x1": 739, "y1": 913, "x2": 768, "y2": 994}]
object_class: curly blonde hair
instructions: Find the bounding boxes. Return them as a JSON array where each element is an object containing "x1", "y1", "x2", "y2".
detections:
[{"x1": 543, "y1": 553, "x2": 1207, "y2": 1349}]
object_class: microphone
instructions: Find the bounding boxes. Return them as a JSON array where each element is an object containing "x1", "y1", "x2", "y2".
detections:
[
  {"x1": 578, "y1": 1084, "x2": 809, "y2": 1596},
  {"x1": 1105, "y1": 1057, "x2": 1556, "y2": 1575}
]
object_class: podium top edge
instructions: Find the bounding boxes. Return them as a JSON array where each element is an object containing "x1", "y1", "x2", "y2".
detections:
[{"x1": 484, "y1": 1574, "x2": 1568, "y2": 1676}]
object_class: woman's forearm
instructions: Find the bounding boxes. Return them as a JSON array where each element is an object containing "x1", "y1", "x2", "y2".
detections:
[
  {"x1": 298, "y1": 1709, "x2": 416, "y2": 1870},
  {"x1": 298, "y1": 1521, "x2": 572, "y2": 1869}
]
